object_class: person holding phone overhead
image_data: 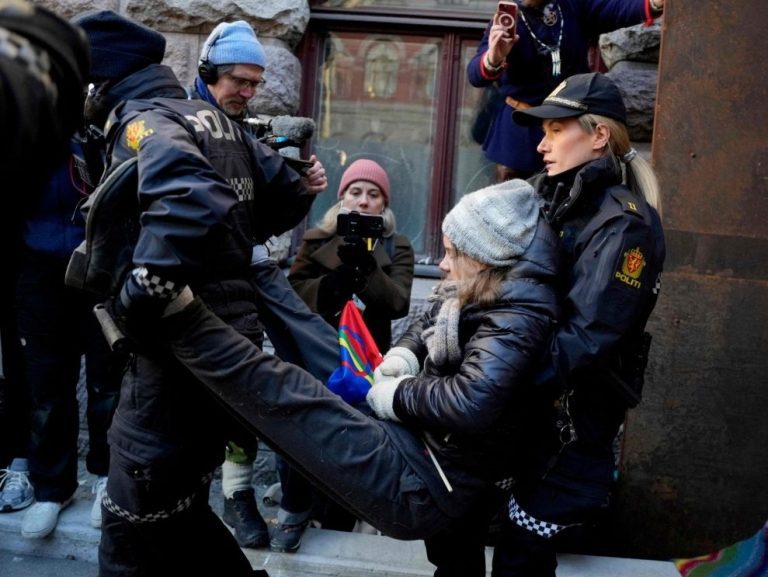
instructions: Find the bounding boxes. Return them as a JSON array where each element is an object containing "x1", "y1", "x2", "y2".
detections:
[
  {"x1": 272, "y1": 159, "x2": 415, "y2": 552},
  {"x1": 467, "y1": 0, "x2": 664, "y2": 183}
]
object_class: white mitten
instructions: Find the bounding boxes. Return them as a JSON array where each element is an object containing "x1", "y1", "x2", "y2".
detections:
[
  {"x1": 373, "y1": 346, "x2": 419, "y2": 383},
  {"x1": 366, "y1": 376, "x2": 408, "y2": 421}
]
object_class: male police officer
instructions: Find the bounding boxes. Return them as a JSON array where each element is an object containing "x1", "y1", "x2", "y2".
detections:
[{"x1": 73, "y1": 10, "x2": 327, "y2": 576}]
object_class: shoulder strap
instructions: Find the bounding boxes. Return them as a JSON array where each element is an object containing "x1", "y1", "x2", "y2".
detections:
[
  {"x1": 64, "y1": 156, "x2": 140, "y2": 297},
  {"x1": 605, "y1": 184, "x2": 650, "y2": 220}
]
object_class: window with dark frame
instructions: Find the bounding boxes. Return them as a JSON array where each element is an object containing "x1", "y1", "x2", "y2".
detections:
[{"x1": 296, "y1": 1, "x2": 498, "y2": 269}]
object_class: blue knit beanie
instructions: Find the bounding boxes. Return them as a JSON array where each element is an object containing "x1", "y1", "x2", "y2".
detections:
[
  {"x1": 72, "y1": 10, "x2": 165, "y2": 82},
  {"x1": 201, "y1": 21, "x2": 266, "y2": 69}
]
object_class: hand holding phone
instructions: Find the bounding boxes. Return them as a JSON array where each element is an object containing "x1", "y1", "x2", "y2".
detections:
[
  {"x1": 284, "y1": 156, "x2": 315, "y2": 176},
  {"x1": 496, "y1": 1, "x2": 518, "y2": 34}
]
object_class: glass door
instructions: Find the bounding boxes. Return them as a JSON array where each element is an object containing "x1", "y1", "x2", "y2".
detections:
[{"x1": 301, "y1": 22, "x2": 495, "y2": 262}]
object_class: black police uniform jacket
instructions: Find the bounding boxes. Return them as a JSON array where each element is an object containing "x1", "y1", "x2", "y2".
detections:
[
  {"x1": 100, "y1": 65, "x2": 314, "y2": 475},
  {"x1": 387, "y1": 218, "x2": 560, "y2": 492},
  {"x1": 521, "y1": 155, "x2": 666, "y2": 515}
]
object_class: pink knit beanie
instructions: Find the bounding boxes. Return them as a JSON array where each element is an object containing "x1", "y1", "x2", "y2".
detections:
[{"x1": 337, "y1": 159, "x2": 390, "y2": 205}]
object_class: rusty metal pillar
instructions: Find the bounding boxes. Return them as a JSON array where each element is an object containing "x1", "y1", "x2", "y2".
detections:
[{"x1": 613, "y1": 0, "x2": 768, "y2": 559}]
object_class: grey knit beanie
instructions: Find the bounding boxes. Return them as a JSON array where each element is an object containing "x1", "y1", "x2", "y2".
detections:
[{"x1": 442, "y1": 179, "x2": 539, "y2": 267}]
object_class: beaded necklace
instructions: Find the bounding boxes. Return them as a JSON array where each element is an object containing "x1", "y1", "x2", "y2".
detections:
[{"x1": 519, "y1": 2, "x2": 565, "y2": 78}]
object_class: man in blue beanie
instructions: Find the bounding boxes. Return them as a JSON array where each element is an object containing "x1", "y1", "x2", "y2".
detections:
[
  {"x1": 190, "y1": 21, "x2": 272, "y2": 552},
  {"x1": 193, "y1": 20, "x2": 267, "y2": 120},
  {"x1": 191, "y1": 22, "x2": 331, "y2": 554},
  {"x1": 68, "y1": 9, "x2": 330, "y2": 577}
]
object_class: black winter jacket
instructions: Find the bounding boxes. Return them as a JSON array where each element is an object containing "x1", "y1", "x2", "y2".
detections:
[
  {"x1": 391, "y1": 218, "x2": 561, "y2": 486},
  {"x1": 102, "y1": 65, "x2": 314, "y2": 471},
  {"x1": 526, "y1": 155, "x2": 666, "y2": 494},
  {"x1": 103, "y1": 66, "x2": 313, "y2": 287}
]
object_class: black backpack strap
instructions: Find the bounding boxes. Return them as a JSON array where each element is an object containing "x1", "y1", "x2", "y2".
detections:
[{"x1": 65, "y1": 156, "x2": 140, "y2": 297}]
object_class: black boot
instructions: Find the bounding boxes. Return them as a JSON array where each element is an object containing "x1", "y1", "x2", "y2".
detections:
[{"x1": 223, "y1": 488, "x2": 270, "y2": 548}]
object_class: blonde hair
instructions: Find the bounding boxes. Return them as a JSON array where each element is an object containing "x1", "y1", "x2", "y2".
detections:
[
  {"x1": 315, "y1": 201, "x2": 397, "y2": 237},
  {"x1": 453, "y1": 249, "x2": 510, "y2": 308},
  {"x1": 579, "y1": 114, "x2": 662, "y2": 217}
]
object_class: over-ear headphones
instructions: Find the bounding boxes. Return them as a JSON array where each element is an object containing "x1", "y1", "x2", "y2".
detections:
[{"x1": 198, "y1": 25, "x2": 223, "y2": 84}]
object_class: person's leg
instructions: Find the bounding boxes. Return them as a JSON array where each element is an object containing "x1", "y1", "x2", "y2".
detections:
[
  {"x1": 99, "y1": 460, "x2": 256, "y2": 577},
  {"x1": 426, "y1": 527, "x2": 488, "y2": 577},
  {"x1": 248, "y1": 259, "x2": 338, "y2": 380},
  {"x1": 270, "y1": 455, "x2": 314, "y2": 552},
  {"x1": 82, "y1": 292, "x2": 123, "y2": 478},
  {"x1": 221, "y1": 440, "x2": 269, "y2": 548},
  {"x1": 312, "y1": 492, "x2": 357, "y2": 532},
  {"x1": 491, "y1": 467, "x2": 610, "y2": 577},
  {"x1": 166, "y1": 298, "x2": 448, "y2": 540},
  {"x1": 424, "y1": 488, "x2": 504, "y2": 577},
  {"x1": 17, "y1": 254, "x2": 79, "y2": 538},
  {"x1": 491, "y1": 517, "x2": 558, "y2": 577},
  {"x1": 0, "y1": 320, "x2": 34, "y2": 512},
  {"x1": 0, "y1": 301, "x2": 28, "y2": 469},
  {"x1": 82, "y1": 291, "x2": 124, "y2": 528}
]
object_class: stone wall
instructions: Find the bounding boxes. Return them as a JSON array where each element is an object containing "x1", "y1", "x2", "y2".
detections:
[
  {"x1": 38, "y1": 1, "x2": 661, "y2": 136},
  {"x1": 600, "y1": 20, "x2": 663, "y2": 142},
  {"x1": 35, "y1": 0, "x2": 309, "y2": 116}
]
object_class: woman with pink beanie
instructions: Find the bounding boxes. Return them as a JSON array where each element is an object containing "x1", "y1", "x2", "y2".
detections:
[
  {"x1": 289, "y1": 158, "x2": 415, "y2": 353},
  {"x1": 268, "y1": 159, "x2": 415, "y2": 551}
]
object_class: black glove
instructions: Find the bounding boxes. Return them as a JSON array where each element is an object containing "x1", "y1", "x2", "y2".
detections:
[
  {"x1": 337, "y1": 235, "x2": 377, "y2": 276},
  {"x1": 100, "y1": 270, "x2": 182, "y2": 349},
  {"x1": 321, "y1": 265, "x2": 358, "y2": 301}
]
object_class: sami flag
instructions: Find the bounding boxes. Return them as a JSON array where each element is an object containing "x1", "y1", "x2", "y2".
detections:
[{"x1": 327, "y1": 300, "x2": 382, "y2": 405}]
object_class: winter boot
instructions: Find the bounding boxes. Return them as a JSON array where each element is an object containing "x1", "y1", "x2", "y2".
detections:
[{"x1": 223, "y1": 488, "x2": 270, "y2": 548}]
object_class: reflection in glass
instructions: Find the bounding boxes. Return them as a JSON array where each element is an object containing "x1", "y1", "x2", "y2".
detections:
[
  {"x1": 313, "y1": 0, "x2": 498, "y2": 15},
  {"x1": 452, "y1": 41, "x2": 496, "y2": 208},
  {"x1": 364, "y1": 41, "x2": 398, "y2": 98},
  {"x1": 310, "y1": 31, "x2": 442, "y2": 255}
]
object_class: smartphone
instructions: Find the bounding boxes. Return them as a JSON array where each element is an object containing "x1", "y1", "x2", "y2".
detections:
[
  {"x1": 337, "y1": 211, "x2": 384, "y2": 239},
  {"x1": 497, "y1": 1, "x2": 518, "y2": 33},
  {"x1": 283, "y1": 156, "x2": 314, "y2": 176}
]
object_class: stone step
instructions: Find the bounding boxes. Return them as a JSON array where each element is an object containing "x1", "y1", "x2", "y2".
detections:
[{"x1": 0, "y1": 496, "x2": 680, "y2": 577}]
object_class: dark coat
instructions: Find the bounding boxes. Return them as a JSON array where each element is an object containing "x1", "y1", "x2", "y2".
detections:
[
  {"x1": 521, "y1": 155, "x2": 665, "y2": 512},
  {"x1": 155, "y1": 211, "x2": 560, "y2": 538},
  {"x1": 288, "y1": 229, "x2": 415, "y2": 352},
  {"x1": 104, "y1": 66, "x2": 313, "y2": 286},
  {"x1": 392, "y1": 218, "x2": 561, "y2": 485},
  {"x1": 467, "y1": 0, "x2": 648, "y2": 171},
  {"x1": 103, "y1": 65, "x2": 315, "y2": 473}
]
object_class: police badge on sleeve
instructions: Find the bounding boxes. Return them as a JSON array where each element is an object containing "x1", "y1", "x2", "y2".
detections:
[{"x1": 615, "y1": 246, "x2": 646, "y2": 289}]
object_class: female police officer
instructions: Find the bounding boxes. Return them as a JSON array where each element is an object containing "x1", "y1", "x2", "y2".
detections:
[{"x1": 487, "y1": 72, "x2": 666, "y2": 577}]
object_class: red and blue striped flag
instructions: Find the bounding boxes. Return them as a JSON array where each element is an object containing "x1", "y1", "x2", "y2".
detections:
[{"x1": 327, "y1": 300, "x2": 382, "y2": 404}]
